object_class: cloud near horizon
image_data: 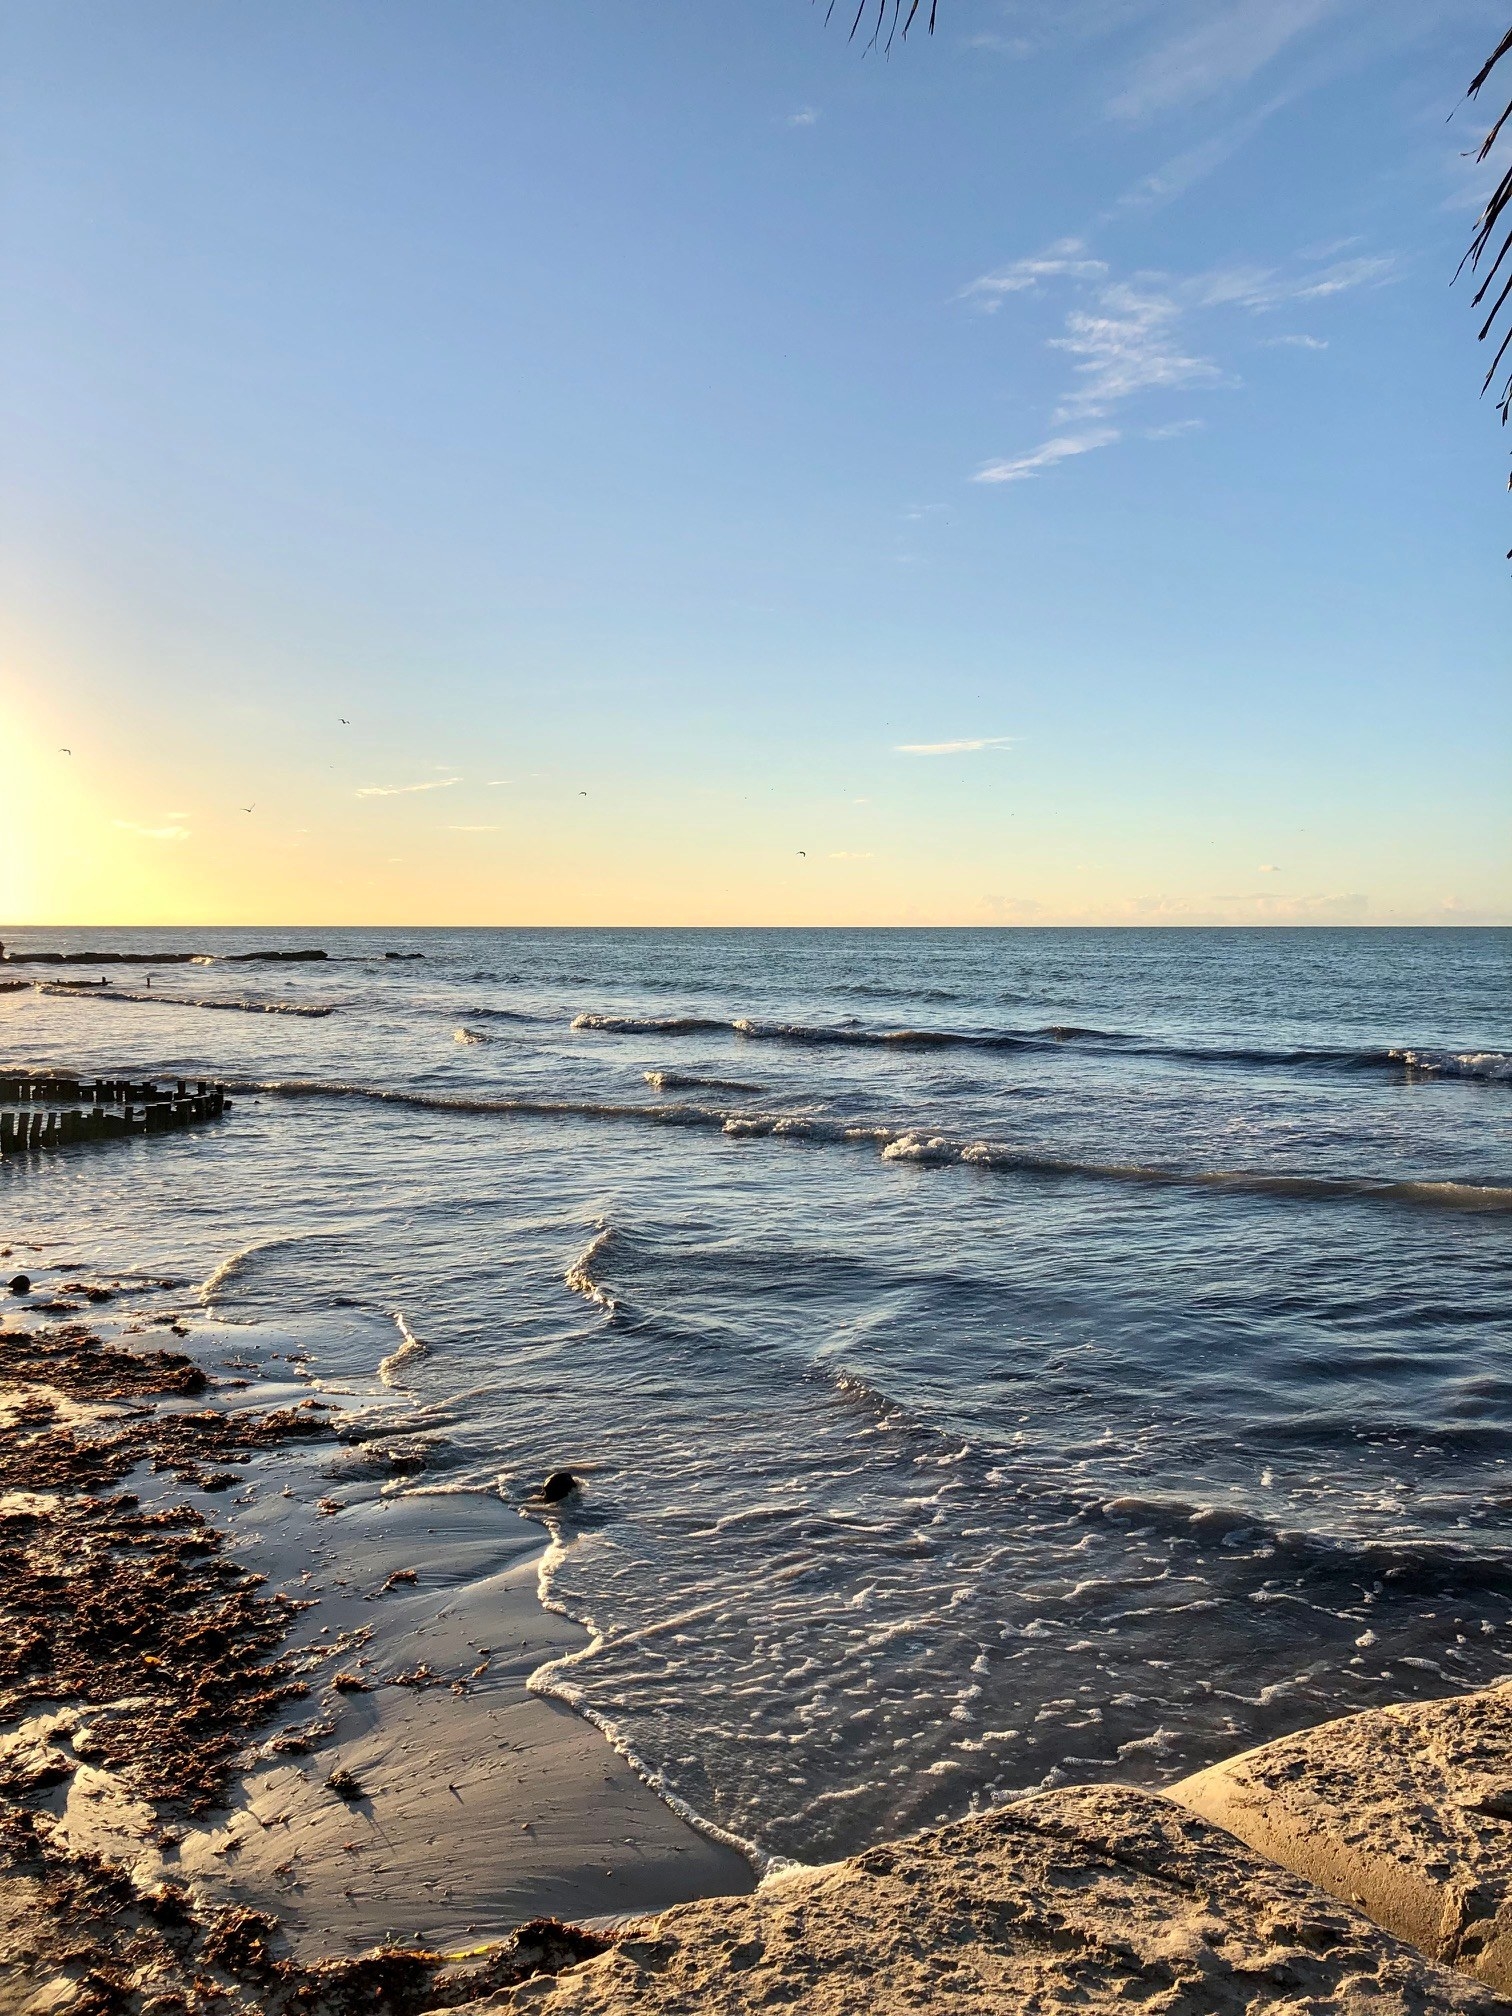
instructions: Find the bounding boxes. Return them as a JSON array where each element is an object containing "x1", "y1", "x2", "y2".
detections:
[
  {"x1": 113, "y1": 821, "x2": 189, "y2": 841},
  {"x1": 895, "y1": 736, "x2": 1017, "y2": 755},
  {"x1": 356, "y1": 777, "x2": 461, "y2": 798}
]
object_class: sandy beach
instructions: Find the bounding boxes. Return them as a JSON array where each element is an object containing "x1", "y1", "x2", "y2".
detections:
[
  {"x1": 0, "y1": 1289, "x2": 751, "y2": 2011},
  {"x1": 172, "y1": 1491, "x2": 754, "y2": 1954},
  {"x1": 12, "y1": 1296, "x2": 1512, "y2": 2016},
  {"x1": 2, "y1": 921, "x2": 1509, "y2": 2010}
]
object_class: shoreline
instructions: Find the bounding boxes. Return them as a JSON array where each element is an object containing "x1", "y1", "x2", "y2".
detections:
[
  {"x1": 0, "y1": 1293, "x2": 753, "y2": 2011},
  {"x1": 7, "y1": 1283, "x2": 1512, "y2": 2010}
]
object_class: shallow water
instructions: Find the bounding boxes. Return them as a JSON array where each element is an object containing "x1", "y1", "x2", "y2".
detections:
[{"x1": 3, "y1": 926, "x2": 1510, "y2": 1866}]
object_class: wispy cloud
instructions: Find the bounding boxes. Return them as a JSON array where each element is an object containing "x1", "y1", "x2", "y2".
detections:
[
  {"x1": 448, "y1": 824, "x2": 500, "y2": 832},
  {"x1": 787, "y1": 106, "x2": 819, "y2": 127},
  {"x1": 1189, "y1": 254, "x2": 1393, "y2": 310},
  {"x1": 974, "y1": 429, "x2": 1120, "y2": 483},
  {"x1": 962, "y1": 31, "x2": 1036, "y2": 58},
  {"x1": 829, "y1": 850, "x2": 875, "y2": 859},
  {"x1": 895, "y1": 736, "x2": 1017, "y2": 755},
  {"x1": 113, "y1": 821, "x2": 189, "y2": 841},
  {"x1": 960, "y1": 238, "x2": 1108, "y2": 311},
  {"x1": 356, "y1": 777, "x2": 461, "y2": 798},
  {"x1": 1110, "y1": 0, "x2": 1342, "y2": 123},
  {"x1": 1263, "y1": 333, "x2": 1328, "y2": 350},
  {"x1": 965, "y1": 242, "x2": 1391, "y2": 482},
  {"x1": 1050, "y1": 282, "x2": 1222, "y2": 419}
]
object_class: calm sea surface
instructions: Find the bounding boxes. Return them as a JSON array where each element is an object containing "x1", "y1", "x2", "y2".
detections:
[{"x1": 3, "y1": 926, "x2": 1510, "y2": 1865}]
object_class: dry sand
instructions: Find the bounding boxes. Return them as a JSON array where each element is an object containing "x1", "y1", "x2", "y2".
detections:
[
  {"x1": 1173, "y1": 1684, "x2": 1512, "y2": 1994},
  {"x1": 463, "y1": 1782, "x2": 1505, "y2": 2015}
]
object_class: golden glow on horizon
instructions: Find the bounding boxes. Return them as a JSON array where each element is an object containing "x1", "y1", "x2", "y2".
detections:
[{"x1": 1, "y1": 656, "x2": 1501, "y2": 931}]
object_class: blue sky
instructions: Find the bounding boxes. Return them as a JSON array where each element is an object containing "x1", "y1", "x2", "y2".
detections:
[{"x1": 2, "y1": 0, "x2": 1508, "y2": 924}]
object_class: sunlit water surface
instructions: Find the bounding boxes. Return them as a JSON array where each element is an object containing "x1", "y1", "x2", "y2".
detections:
[{"x1": 3, "y1": 926, "x2": 1510, "y2": 1865}]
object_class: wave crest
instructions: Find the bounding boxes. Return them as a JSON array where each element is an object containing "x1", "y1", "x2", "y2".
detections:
[
  {"x1": 38, "y1": 985, "x2": 335, "y2": 1017},
  {"x1": 237, "y1": 1078, "x2": 1512, "y2": 1214},
  {"x1": 565, "y1": 1223, "x2": 622, "y2": 1314}
]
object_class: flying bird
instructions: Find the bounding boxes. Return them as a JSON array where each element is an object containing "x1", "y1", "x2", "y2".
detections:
[
  {"x1": 241, "y1": 804, "x2": 255, "y2": 813},
  {"x1": 59, "y1": 747, "x2": 71, "y2": 755},
  {"x1": 340, "y1": 717, "x2": 350, "y2": 725},
  {"x1": 797, "y1": 850, "x2": 806, "y2": 857},
  {"x1": 579, "y1": 791, "x2": 588, "y2": 797}
]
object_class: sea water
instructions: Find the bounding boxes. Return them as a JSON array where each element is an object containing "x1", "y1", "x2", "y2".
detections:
[{"x1": 3, "y1": 926, "x2": 1510, "y2": 1867}]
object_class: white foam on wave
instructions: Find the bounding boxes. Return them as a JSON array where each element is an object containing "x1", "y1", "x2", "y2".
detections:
[
  {"x1": 1389, "y1": 1048, "x2": 1512, "y2": 1082},
  {"x1": 38, "y1": 985, "x2": 335, "y2": 1016},
  {"x1": 198, "y1": 1233, "x2": 327, "y2": 1305},
  {"x1": 378, "y1": 1309, "x2": 431, "y2": 1387},
  {"x1": 528, "y1": 1523, "x2": 770, "y2": 1875},
  {"x1": 241, "y1": 1080, "x2": 1512, "y2": 1214},
  {"x1": 571, "y1": 1011, "x2": 725, "y2": 1035},
  {"x1": 453, "y1": 1026, "x2": 490, "y2": 1044},
  {"x1": 644, "y1": 1069, "x2": 760, "y2": 1093},
  {"x1": 564, "y1": 1224, "x2": 621, "y2": 1314}
]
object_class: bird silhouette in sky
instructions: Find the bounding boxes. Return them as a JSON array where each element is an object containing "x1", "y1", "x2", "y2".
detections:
[
  {"x1": 579, "y1": 791, "x2": 588, "y2": 796},
  {"x1": 797, "y1": 850, "x2": 806, "y2": 857},
  {"x1": 241, "y1": 804, "x2": 255, "y2": 813},
  {"x1": 59, "y1": 747, "x2": 71, "y2": 755},
  {"x1": 340, "y1": 717, "x2": 350, "y2": 725}
]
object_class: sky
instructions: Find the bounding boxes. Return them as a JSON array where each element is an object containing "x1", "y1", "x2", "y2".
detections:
[{"x1": 2, "y1": 0, "x2": 1509, "y2": 927}]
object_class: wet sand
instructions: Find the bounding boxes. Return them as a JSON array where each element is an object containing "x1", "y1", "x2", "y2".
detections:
[
  {"x1": 0, "y1": 1295, "x2": 752, "y2": 2011},
  {"x1": 170, "y1": 1487, "x2": 756, "y2": 1953}
]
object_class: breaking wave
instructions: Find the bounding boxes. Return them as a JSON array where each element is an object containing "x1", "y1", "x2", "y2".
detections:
[
  {"x1": 564, "y1": 1224, "x2": 621, "y2": 1314},
  {"x1": 643, "y1": 1069, "x2": 761, "y2": 1092},
  {"x1": 378, "y1": 1310, "x2": 431, "y2": 1387},
  {"x1": 234, "y1": 1079, "x2": 1512, "y2": 1213},
  {"x1": 572, "y1": 1012, "x2": 728, "y2": 1036},
  {"x1": 198, "y1": 1232, "x2": 340, "y2": 1303},
  {"x1": 38, "y1": 985, "x2": 336, "y2": 1017},
  {"x1": 1388, "y1": 1049, "x2": 1512, "y2": 1082},
  {"x1": 571, "y1": 1011, "x2": 1511, "y2": 1082},
  {"x1": 453, "y1": 1004, "x2": 553, "y2": 1024}
]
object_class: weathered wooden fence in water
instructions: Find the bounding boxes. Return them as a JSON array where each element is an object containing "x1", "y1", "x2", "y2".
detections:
[{"x1": 0, "y1": 1074, "x2": 229, "y2": 1158}]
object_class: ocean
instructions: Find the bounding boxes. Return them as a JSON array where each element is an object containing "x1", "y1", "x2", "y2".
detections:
[{"x1": 3, "y1": 925, "x2": 1509, "y2": 1870}]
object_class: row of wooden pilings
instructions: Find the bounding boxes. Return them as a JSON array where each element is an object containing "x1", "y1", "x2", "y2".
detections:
[{"x1": 0, "y1": 1076, "x2": 229, "y2": 1158}]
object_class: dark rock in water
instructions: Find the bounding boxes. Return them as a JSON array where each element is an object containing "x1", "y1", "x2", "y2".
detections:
[
  {"x1": 384, "y1": 950, "x2": 424, "y2": 959},
  {"x1": 224, "y1": 948, "x2": 327, "y2": 962},
  {"x1": 7, "y1": 1274, "x2": 30, "y2": 1295},
  {"x1": 540, "y1": 1469, "x2": 580, "y2": 1503}
]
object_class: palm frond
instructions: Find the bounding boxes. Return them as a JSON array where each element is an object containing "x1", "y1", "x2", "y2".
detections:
[
  {"x1": 821, "y1": 0, "x2": 936, "y2": 55},
  {"x1": 1465, "y1": 27, "x2": 1512, "y2": 428}
]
